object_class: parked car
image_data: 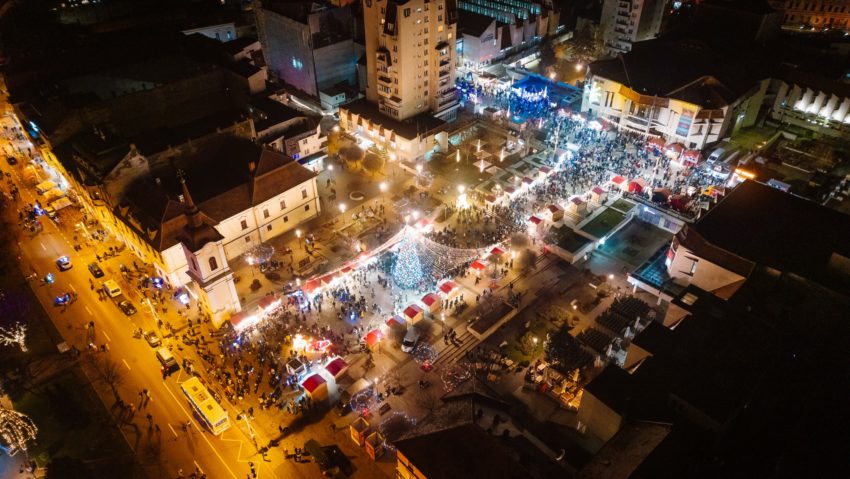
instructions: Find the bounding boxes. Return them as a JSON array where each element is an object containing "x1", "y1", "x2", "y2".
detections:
[
  {"x1": 401, "y1": 327, "x2": 421, "y2": 353},
  {"x1": 118, "y1": 300, "x2": 137, "y2": 316},
  {"x1": 87, "y1": 262, "x2": 104, "y2": 278},
  {"x1": 55, "y1": 256, "x2": 72, "y2": 271}
]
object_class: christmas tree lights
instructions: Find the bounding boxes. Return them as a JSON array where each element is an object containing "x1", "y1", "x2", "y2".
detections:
[
  {"x1": 392, "y1": 230, "x2": 424, "y2": 289},
  {"x1": 0, "y1": 407, "x2": 37, "y2": 455}
]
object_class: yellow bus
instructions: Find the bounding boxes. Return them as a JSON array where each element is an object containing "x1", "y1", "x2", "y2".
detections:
[{"x1": 180, "y1": 377, "x2": 230, "y2": 435}]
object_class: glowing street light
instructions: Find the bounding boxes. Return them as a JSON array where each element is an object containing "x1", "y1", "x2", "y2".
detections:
[
  {"x1": 575, "y1": 63, "x2": 584, "y2": 71},
  {"x1": 379, "y1": 181, "x2": 388, "y2": 192},
  {"x1": 548, "y1": 72, "x2": 556, "y2": 80},
  {"x1": 456, "y1": 149, "x2": 460, "y2": 163},
  {"x1": 296, "y1": 229, "x2": 302, "y2": 249},
  {"x1": 416, "y1": 164, "x2": 423, "y2": 175},
  {"x1": 339, "y1": 203, "x2": 347, "y2": 228}
]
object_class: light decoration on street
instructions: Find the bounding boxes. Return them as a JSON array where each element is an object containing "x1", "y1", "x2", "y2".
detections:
[
  {"x1": 0, "y1": 323, "x2": 28, "y2": 352},
  {"x1": 411, "y1": 343, "x2": 437, "y2": 370},
  {"x1": 378, "y1": 411, "x2": 417, "y2": 452},
  {"x1": 245, "y1": 243, "x2": 274, "y2": 266},
  {"x1": 0, "y1": 407, "x2": 37, "y2": 455},
  {"x1": 292, "y1": 334, "x2": 308, "y2": 352},
  {"x1": 392, "y1": 229, "x2": 424, "y2": 289},
  {"x1": 441, "y1": 361, "x2": 472, "y2": 392},
  {"x1": 349, "y1": 386, "x2": 375, "y2": 415}
]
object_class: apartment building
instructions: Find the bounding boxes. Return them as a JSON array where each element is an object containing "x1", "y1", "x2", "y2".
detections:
[
  {"x1": 599, "y1": 0, "x2": 665, "y2": 55},
  {"x1": 362, "y1": 0, "x2": 460, "y2": 121},
  {"x1": 769, "y1": 0, "x2": 850, "y2": 30}
]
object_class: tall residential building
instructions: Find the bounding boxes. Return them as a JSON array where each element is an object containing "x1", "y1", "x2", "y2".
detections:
[
  {"x1": 599, "y1": 0, "x2": 665, "y2": 55},
  {"x1": 363, "y1": 0, "x2": 460, "y2": 121},
  {"x1": 255, "y1": 0, "x2": 358, "y2": 98}
]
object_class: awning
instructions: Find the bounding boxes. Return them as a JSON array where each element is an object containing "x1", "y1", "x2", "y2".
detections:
[
  {"x1": 666, "y1": 142, "x2": 684, "y2": 154},
  {"x1": 490, "y1": 246, "x2": 506, "y2": 256},
  {"x1": 302, "y1": 279, "x2": 320, "y2": 294},
  {"x1": 229, "y1": 311, "x2": 258, "y2": 331},
  {"x1": 301, "y1": 373, "x2": 326, "y2": 393},
  {"x1": 485, "y1": 194, "x2": 497, "y2": 203},
  {"x1": 364, "y1": 329, "x2": 382, "y2": 347},
  {"x1": 439, "y1": 280, "x2": 458, "y2": 295},
  {"x1": 421, "y1": 293, "x2": 440, "y2": 307},
  {"x1": 49, "y1": 197, "x2": 72, "y2": 211},
  {"x1": 570, "y1": 197, "x2": 584, "y2": 205},
  {"x1": 547, "y1": 204, "x2": 562, "y2": 213},
  {"x1": 611, "y1": 175, "x2": 626, "y2": 185},
  {"x1": 470, "y1": 260, "x2": 486, "y2": 270},
  {"x1": 592, "y1": 186, "x2": 605, "y2": 195},
  {"x1": 325, "y1": 357, "x2": 349, "y2": 378},
  {"x1": 404, "y1": 304, "x2": 423, "y2": 319},
  {"x1": 522, "y1": 176, "x2": 534, "y2": 185},
  {"x1": 646, "y1": 137, "x2": 665, "y2": 150},
  {"x1": 528, "y1": 215, "x2": 542, "y2": 225},
  {"x1": 258, "y1": 294, "x2": 281, "y2": 312}
]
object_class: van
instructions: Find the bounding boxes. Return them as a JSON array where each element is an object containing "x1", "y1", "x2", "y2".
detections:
[
  {"x1": 102, "y1": 280, "x2": 122, "y2": 298},
  {"x1": 156, "y1": 347, "x2": 180, "y2": 374},
  {"x1": 401, "y1": 327, "x2": 421, "y2": 353},
  {"x1": 707, "y1": 148, "x2": 726, "y2": 163}
]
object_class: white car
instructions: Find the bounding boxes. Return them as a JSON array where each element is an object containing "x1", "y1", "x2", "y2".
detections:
[
  {"x1": 55, "y1": 256, "x2": 72, "y2": 271},
  {"x1": 401, "y1": 327, "x2": 421, "y2": 353}
]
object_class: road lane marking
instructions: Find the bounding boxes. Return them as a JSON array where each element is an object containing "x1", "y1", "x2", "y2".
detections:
[
  {"x1": 193, "y1": 461, "x2": 204, "y2": 474},
  {"x1": 102, "y1": 331, "x2": 111, "y2": 342},
  {"x1": 40, "y1": 242, "x2": 46, "y2": 251},
  {"x1": 69, "y1": 283, "x2": 76, "y2": 293},
  {"x1": 85, "y1": 306, "x2": 93, "y2": 316},
  {"x1": 168, "y1": 423, "x2": 178, "y2": 438},
  {"x1": 161, "y1": 381, "x2": 240, "y2": 479},
  {"x1": 122, "y1": 359, "x2": 131, "y2": 370}
]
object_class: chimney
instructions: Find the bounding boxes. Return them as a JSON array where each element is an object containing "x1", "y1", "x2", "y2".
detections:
[{"x1": 248, "y1": 161, "x2": 256, "y2": 174}]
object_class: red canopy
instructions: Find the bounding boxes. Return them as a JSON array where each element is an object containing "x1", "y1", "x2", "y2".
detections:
[
  {"x1": 504, "y1": 186, "x2": 517, "y2": 194},
  {"x1": 421, "y1": 293, "x2": 440, "y2": 307},
  {"x1": 258, "y1": 294, "x2": 280, "y2": 311},
  {"x1": 439, "y1": 281, "x2": 458, "y2": 294},
  {"x1": 470, "y1": 260, "x2": 486, "y2": 270},
  {"x1": 539, "y1": 166, "x2": 551, "y2": 175},
  {"x1": 302, "y1": 279, "x2": 320, "y2": 294},
  {"x1": 301, "y1": 374, "x2": 326, "y2": 393},
  {"x1": 490, "y1": 246, "x2": 506, "y2": 256},
  {"x1": 320, "y1": 273, "x2": 337, "y2": 285},
  {"x1": 570, "y1": 197, "x2": 584, "y2": 205},
  {"x1": 364, "y1": 329, "x2": 382, "y2": 347},
  {"x1": 592, "y1": 186, "x2": 605, "y2": 195},
  {"x1": 325, "y1": 357, "x2": 348, "y2": 377},
  {"x1": 229, "y1": 311, "x2": 258, "y2": 331},
  {"x1": 387, "y1": 315, "x2": 405, "y2": 328},
  {"x1": 522, "y1": 176, "x2": 534, "y2": 185},
  {"x1": 611, "y1": 175, "x2": 626, "y2": 185},
  {"x1": 547, "y1": 204, "x2": 563, "y2": 213},
  {"x1": 404, "y1": 304, "x2": 424, "y2": 318},
  {"x1": 341, "y1": 266, "x2": 353, "y2": 275},
  {"x1": 528, "y1": 215, "x2": 542, "y2": 225},
  {"x1": 666, "y1": 142, "x2": 685, "y2": 154},
  {"x1": 646, "y1": 137, "x2": 665, "y2": 150},
  {"x1": 485, "y1": 194, "x2": 497, "y2": 203}
]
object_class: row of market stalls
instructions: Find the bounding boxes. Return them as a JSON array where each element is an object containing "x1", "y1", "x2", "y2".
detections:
[{"x1": 645, "y1": 137, "x2": 700, "y2": 166}]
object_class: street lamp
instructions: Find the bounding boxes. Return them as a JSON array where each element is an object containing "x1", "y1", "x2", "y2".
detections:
[
  {"x1": 440, "y1": 312, "x2": 446, "y2": 333},
  {"x1": 379, "y1": 181, "x2": 387, "y2": 193},
  {"x1": 296, "y1": 229, "x2": 302, "y2": 249},
  {"x1": 339, "y1": 202, "x2": 347, "y2": 228}
]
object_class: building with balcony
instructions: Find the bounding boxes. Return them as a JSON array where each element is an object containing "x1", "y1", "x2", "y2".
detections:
[
  {"x1": 767, "y1": 67, "x2": 850, "y2": 140},
  {"x1": 362, "y1": 0, "x2": 460, "y2": 122},
  {"x1": 255, "y1": 0, "x2": 359, "y2": 98},
  {"x1": 599, "y1": 0, "x2": 665, "y2": 55},
  {"x1": 249, "y1": 97, "x2": 328, "y2": 171},
  {"x1": 456, "y1": 5, "x2": 560, "y2": 69},
  {"x1": 768, "y1": 0, "x2": 850, "y2": 30},
  {"x1": 581, "y1": 39, "x2": 768, "y2": 149}
]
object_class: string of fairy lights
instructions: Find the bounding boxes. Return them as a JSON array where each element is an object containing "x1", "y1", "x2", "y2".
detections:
[{"x1": 391, "y1": 227, "x2": 481, "y2": 289}]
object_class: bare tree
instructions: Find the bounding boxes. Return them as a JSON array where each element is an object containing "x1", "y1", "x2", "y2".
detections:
[
  {"x1": 96, "y1": 358, "x2": 125, "y2": 399},
  {"x1": 413, "y1": 388, "x2": 441, "y2": 416}
]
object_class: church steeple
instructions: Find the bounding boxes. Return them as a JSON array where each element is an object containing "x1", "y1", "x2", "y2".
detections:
[{"x1": 177, "y1": 169, "x2": 204, "y2": 228}]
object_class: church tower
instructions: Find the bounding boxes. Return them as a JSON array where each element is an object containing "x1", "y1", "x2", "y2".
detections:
[{"x1": 176, "y1": 171, "x2": 241, "y2": 327}]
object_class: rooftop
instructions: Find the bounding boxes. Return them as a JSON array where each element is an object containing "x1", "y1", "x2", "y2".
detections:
[
  {"x1": 682, "y1": 180, "x2": 850, "y2": 295},
  {"x1": 589, "y1": 38, "x2": 766, "y2": 109},
  {"x1": 395, "y1": 424, "x2": 536, "y2": 479},
  {"x1": 341, "y1": 98, "x2": 445, "y2": 140},
  {"x1": 459, "y1": 10, "x2": 496, "y2": 37}
]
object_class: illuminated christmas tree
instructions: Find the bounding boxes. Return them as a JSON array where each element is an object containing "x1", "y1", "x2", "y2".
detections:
[
  {"x1": 0, "y1": 407, "x2": 37, "y2": 455},
  {"x1": 392, "y1": 230, "x2": 423, "y2": 289}
]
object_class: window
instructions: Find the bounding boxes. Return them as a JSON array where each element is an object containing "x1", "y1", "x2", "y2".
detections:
[
  {"x1": 245, "y1": 237, "x2": 251, "y2": 243},
  {"x1": 240, "y1": 219, "x2": 248, "y2": 230},
  {"x1": 280, "y1": 199, "x2": 286, "y2": 210},
  {"x1": 438, "y1": 25, "x2": 443, "y2": 32},
  {"x1": 291, "y1": 57, "x2": 303, "y2": 70},
  {"x1": 263, "y1": 209, "x2": 270, "y2": 219},
  {"x1": 305, "y1": 204, "x2": 310, "y2": 211},
  {"x1": 404, "y1": 8, "x2": 411, "y2": 17},
  {"x1": 690, "y1": 261, "x2": 698, "y2": 275},
  {"x1": 267, "y1": 224, "x2": 273, "y2": 231},
  {"x1": 284, "y1": 216, "x2": 289, "y2": 223},
  {"x1": 208, "y1": 256, "x2": 218, "y2": 271},
  {"x1": 301, "y1": 188, "x2": 308, "y2": 199}
]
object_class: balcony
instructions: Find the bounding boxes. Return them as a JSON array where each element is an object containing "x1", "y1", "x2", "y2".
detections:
[
  {"x1": 438, "y1": 68, "x2": 451, "y2": 78},
  {"x1": 378, "y1": 75, "x2": 392, "y2": 85}
]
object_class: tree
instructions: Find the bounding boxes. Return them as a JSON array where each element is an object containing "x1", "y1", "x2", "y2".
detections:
[
  {"x1": 96, "y1": 358, "x2": 125, "y2": 399},
  {"x1": 413, "y1": 388, "x2": 441, "y2": 415},
  {"x1": 544, "y1": 325, "x2": 581, "y2": 373},
  {"x1": 392, "y1": 230, "x2": 424, "y2": 289},
  {"x1": 340, "y1": 145, "x2": 365, "y2": 170},
  {"x1": 510, "y1": 232, "x2": 530, "y2": 249},
  {"x1": 0, "y1": 406, "x2": 37, "y2": 454},
  {"x1": 0, "y1": 323, "x2": 28, "y2": 352},
  {"x1": 362, "y1": 152, "x2": 385, "y2": 177},
  {"x1": 517, "y1": 249, "x2": 538, "y2": 273}
]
